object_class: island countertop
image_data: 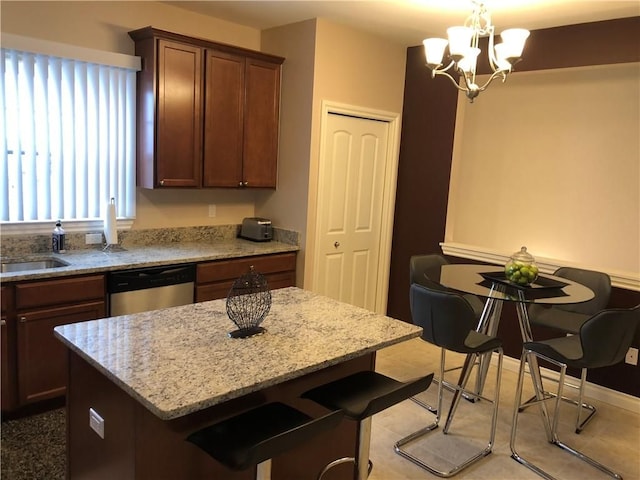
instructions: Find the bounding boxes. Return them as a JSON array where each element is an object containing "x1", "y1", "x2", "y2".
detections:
[{"x1": 54, "y1": 287, "x2": 422, "y2": 420}]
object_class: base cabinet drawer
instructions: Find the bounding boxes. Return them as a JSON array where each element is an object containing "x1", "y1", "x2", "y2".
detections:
[
  {"x1": 196, "y1": 253, "x2": 296, "y2": 302},
  {"x1": 196, "y1": 271, "x2": 296, "y2": 302},
  {"x1": 16, "y1": 275, "x2": 105, "y2": 309}
]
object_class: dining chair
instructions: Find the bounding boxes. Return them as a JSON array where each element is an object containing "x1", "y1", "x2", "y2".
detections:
[
  {"x1": 410, "y1": 254, "x2": 485, "y2": 318},
  {"x1": 524, "y1": 267, "x2": 611, "y2": 433},
  {"x1": 511, "y1": 304, "x2": 640, "y2": 480},
  {"x1": 394, "y1": 283, "x2": 503, "y2": 478},
  {"x1": 409, "y1": 255, "x2": 487, "y2": 412}
]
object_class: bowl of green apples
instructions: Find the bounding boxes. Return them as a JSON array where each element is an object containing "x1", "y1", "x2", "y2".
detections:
[{"x1": 504, "y1": 246, "x2": 539, "y2": 286}]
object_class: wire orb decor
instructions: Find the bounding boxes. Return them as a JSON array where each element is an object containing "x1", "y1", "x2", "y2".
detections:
[{"x1": 226, "y1": 266, "x2": 272, "y2": 338}]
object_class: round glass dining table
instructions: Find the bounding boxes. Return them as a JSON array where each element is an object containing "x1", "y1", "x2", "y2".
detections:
[
  {"x1": 427, "y1": 264, "x2": 594, "y2": 305},
  {"x1": 423, "y1": 263, "x2": 594, "y2": 443}
]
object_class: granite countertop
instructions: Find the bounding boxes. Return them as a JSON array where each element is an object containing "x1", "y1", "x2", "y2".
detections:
[
  {"x1": 0, "y1": 239, "x2": 298, "y2": 282},
  {"x1": 54, "y1": 287, "x2": 422, "y2": 420}
]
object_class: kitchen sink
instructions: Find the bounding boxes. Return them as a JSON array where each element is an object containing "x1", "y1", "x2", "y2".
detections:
[{"x1": 1, "y1": 258, "x2": 69, "y2": 273}]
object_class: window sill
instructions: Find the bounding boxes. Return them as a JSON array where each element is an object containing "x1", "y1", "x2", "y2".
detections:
[{"x1": 0, "y1": 219, "x2": 134, "y2": 235}]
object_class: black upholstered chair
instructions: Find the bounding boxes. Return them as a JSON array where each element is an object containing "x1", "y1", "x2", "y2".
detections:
[
  {"x1": 409, "y1": 254, "x2": 486, "y2": 413},
  {"x1": 410, "y1": 254, "x2": 485, "y2": 318},
  {"x1": 511, "y1": 305, "x2": 640, "y2": 480},
  {"x1": 302, "y1": 370, "x2": 433, "y2": 480},
  {"x1": 524, "y1": 267, "x2": 612, "y2": 433},
  {"x1": 186, "y1": 402, "x2": 343, "y2": 480},
  {"x1": 394, "y1": 283, "x2": 503, "y2": 477}
]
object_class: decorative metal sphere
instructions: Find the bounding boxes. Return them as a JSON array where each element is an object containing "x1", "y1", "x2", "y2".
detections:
[{"x1": 226, "y1": 266, "x2": 271, "y2": 338}]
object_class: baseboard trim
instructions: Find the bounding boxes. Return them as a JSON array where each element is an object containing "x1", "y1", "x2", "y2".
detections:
[{"x1": 498, "y1": 354, "x2": 640, "y2": 414}]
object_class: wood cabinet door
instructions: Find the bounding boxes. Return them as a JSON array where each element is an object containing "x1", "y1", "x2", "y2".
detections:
[
  {"x1": 1, "y1": 315, "x2": 11, "y2": 411},
  {"x1": 1, "y1": 285, "x2": 16, "y2": 411},
  {"x1": 17, "y1": 301, "x2": 106, "y2": 404},
  {"x1": 156, "y1": 39, "x2": 203, "y2": 187},
  {"x1": 242, "y1": 58, "x2": 281, "y2": 188},
  {"x1": 202, "y1": 50, "x2": 245, "y2": 187}
]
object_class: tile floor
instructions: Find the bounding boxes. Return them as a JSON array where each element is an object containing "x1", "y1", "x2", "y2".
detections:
[{"x1": 367, "y1": 338, "x2": 640, "y2": 480}]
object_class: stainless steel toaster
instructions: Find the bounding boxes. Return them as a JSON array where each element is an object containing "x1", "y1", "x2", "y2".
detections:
[{"x1": 240, "y1": 217, "x2": 273, "y2": 242}]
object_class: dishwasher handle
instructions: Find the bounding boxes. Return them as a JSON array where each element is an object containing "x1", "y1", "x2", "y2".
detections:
[{"x1": 108, "y1": 264, "x2": 196, "y2": 294}]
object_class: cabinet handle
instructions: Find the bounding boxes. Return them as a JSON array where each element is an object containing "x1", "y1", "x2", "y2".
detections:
[
  {"x1": 238, "y1": 181, "x2": 244, "y2": 187},
  {"x1": 19, "y1": 316, "x2": 27, "y2": 323},
  {"x1": 0, "y1": 319, "x2": 6, "y2": 326},
  {"x1": 334, "y1": 241, "x2": 340, "y2": 248},
  {"x1": 160, "y1": 180, "x2": 165, "y2": 186},
  {"x1": 243, "y1": 181, "x2": 248, "y2": 187}
]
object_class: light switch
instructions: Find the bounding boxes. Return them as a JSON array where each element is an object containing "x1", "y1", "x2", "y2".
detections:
[{"x1": 89, "y1": 408, "x2": 105, "y2": 439}]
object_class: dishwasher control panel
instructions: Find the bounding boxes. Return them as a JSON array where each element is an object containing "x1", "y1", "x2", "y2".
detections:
[{"x1": 107, "y1": 264, "x2": 196, "y2": 293}]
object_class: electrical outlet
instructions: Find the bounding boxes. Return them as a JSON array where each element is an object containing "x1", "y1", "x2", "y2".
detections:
[
  {"x1": 208, "y1": 204, "x2": 217, "y2": 218},
  {"x1": 625, "y1": 347, "x2": 638, "y2": 366},
  {"x1": 89, "y1": 408, "x2": 105, "y2": 439},
  {"x1": 85, "y1": 233, "x2": 103, "y2": 245}
]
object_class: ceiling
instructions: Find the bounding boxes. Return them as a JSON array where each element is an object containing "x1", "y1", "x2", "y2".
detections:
[{"x1": 164, "y1": 0, "x2": 639, "y2": 46}]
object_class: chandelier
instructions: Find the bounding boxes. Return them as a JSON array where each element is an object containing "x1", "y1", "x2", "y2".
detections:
[{"x1": 423, "y1": 1, "x2": 530, "y2": 102}]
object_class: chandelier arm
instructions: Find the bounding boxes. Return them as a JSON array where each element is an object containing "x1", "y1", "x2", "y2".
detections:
[
  {"x1": 486, "y1": 26, "x2": 500, "y2": 73},
  {"x1": 430, "y1": 60, "x2": 457, "y2": 74},
  {"x1": 432, "y1": 70, "x2": 469, "y2": 93},
  {"x1": 475, "y1": 70, "x2": 509, "y2": 92}
]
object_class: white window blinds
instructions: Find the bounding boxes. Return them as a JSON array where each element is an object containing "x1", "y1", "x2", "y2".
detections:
[{"x1": 0, "y1": 47, "x2": 137, "y2": 223}]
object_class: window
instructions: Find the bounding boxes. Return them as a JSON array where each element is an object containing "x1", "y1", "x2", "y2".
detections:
[{"x1": 0, "y1": 36, "x2": 139, "y2": 230}]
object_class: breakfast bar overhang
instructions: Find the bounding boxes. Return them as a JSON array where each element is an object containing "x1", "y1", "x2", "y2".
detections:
[{"x1": 54, "y1": 287, "x2": 422, "y2": 479}]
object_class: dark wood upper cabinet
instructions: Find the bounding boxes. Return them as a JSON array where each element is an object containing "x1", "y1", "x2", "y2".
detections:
[
  {"x1": 129, "y1": 27, "x2": 284, "y2": 189},
  {"x1": 156, "y1": 39, "x2": 203, "y2": 187},
  {"x1": 202, "y1": 50, "x2": 245, "y2": 187}
]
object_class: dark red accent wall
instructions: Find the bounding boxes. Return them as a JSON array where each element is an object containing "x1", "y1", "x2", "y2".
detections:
[{"x1": 388, "y1": 17, "x2": 640, "y2": 397}]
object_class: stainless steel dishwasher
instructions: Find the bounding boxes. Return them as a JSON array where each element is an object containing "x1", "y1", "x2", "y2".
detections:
[{"x1": 107, "y1": 264, "x2": 196, "y2": 316}]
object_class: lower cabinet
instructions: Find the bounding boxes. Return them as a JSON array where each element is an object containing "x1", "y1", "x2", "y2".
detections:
[
  {"x1": 17, "y1": 301, "x2": 105, "y2": 404},
  {"x1": 13, "y1": 274, "x2": 106, "y2": 406},
  {"x1": 196, "y1": 252, "x2": 296, "y2": 302},
  {"x1": 2, "y1": 285, "x2": 16, "y2": 411},
  {"x1": 1, "y1": 316, "x2": 9, "y2": 409}
]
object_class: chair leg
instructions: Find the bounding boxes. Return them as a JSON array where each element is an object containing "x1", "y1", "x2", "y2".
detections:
[
  {"x1": 394, "y1": 348, "x2": 502, "y2": 478},
  {"x1": 574, "y1": 368, "x2": 597, "y2": 433},
  {"x1": 443, "y1": 352, "x2": 477, "y2": 434},
  {"x1": 317, "y1": 417, "x2": 374, "y2": 480},
  {"x1": 519, "y1": 366, "x2": 597, "y2": 434},
  {"x1": 510, "y1": 350, "x2": 623, "y2": 480}
]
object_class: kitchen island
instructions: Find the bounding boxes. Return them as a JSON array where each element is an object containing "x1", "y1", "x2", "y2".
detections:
[{"x1": 54, "y1": 287, "x2": 422, "y2": 479}]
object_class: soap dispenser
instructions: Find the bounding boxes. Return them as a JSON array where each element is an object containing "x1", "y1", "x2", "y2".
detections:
[{"x1": 52, "y1": 220, "x2": 66, "y2": 253}]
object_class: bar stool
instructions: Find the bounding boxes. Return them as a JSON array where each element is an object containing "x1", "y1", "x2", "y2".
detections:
[
  {"x1": 186, "y1": 401, "x2": 343, "y2": 480},
  {"x1": 302, "y1": 370, "x2": 434, "y2": 480},
  {"x1": 511, "y1": 305, "x2": 639, "y2": 480},
  {"x1": 523, "y1": 267, "x2": 612, "y2": 433},
  {"x1": 410, "y1": 254, "x2": 486, "y2": 414},
  {"x1": 394, "y1": 283, "x2": 503, "y2": 478}
]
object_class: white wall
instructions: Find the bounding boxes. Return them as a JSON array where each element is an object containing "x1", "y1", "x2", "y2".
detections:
[{"x1": 445, "y1": 63, "x2": 640, "y2": 287}]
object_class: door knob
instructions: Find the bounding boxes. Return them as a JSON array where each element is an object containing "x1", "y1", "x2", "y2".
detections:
[{"x1": 334, "y1": 241, "x2": 340, "y2": 248}]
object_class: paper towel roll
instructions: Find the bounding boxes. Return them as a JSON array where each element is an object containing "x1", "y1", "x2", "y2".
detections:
[{"x1": 104, "y1": 198, "x2": 118, "y2": 245}]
